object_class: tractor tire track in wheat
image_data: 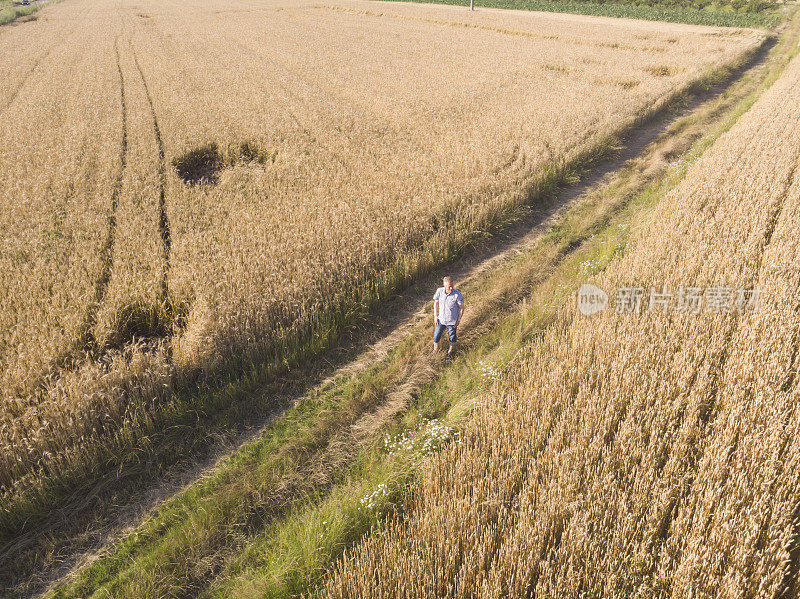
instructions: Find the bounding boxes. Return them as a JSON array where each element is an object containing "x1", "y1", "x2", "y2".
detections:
[
  {"x1": 78, "y1": 34, "x2": 129, "y2": 352},
  {"x1": 131, "y1": 43, "x2": 172, "y2": 302}
]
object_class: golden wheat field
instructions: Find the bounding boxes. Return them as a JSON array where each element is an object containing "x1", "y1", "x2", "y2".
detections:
[
  {"x1": 320, "y1": 46, "x2": 800, "y2": 599},
  {"x1": 0, "y1": 0, "x2": 765, "y2": 509}
]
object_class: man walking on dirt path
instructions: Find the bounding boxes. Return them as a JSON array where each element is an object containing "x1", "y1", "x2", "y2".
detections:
[{"x1": 433, "y1": 276, "x2": 464, "y2": 357}]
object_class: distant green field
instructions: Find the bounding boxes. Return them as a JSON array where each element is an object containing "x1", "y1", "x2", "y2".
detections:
[
  {"x1": 0, "y1": 0, "x2": 41, "y2": 25},
  {"x1": 383, "y1": 0, "x2": 784, "y2": 28}
]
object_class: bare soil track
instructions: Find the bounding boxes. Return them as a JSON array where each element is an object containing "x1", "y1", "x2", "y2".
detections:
[{"x1": 0, "y1": 26, "x2": 783, "y2": 599}]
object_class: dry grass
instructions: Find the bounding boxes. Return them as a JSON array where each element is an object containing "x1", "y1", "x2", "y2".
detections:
[
  {"x1": 319, "y1": 46, "x2": 800, "y2": 598},
  {"x1": 0, "y1": 0, "x2": 764, "y2": 524}
]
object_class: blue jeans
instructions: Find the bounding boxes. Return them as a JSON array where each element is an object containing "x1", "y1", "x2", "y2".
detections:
[{"x1": 433, "y1": 322, "x2": 457, "y2": 343}]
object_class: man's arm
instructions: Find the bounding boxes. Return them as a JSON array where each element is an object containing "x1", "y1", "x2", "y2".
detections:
[
  {"x1": 455, "y1": 299, "x2": 464, "y2": 326},
  {"x1": 433, "y1": 299, "x2": 439, "y2": 324}
]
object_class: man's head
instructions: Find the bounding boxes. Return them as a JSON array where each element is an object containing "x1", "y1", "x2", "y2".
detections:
[{"x1": 442, "y1": 276, "x2": 453, "y2": 293}]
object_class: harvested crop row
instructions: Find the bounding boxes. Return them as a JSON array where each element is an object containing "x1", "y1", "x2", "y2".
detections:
[
  {"x1": 319, "y1": 43, "x2": 800, "y2": 599},
  {"x1": 0, "y1": 0, "x2": 764, "y2": 525}
]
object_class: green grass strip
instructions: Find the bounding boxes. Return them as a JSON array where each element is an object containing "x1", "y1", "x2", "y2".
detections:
[{"x1": 0, "y1": 1, "x2": 42, "y2": 26}]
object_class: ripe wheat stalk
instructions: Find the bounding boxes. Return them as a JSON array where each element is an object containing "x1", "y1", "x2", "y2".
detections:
[
  {"x1": 0, "y1": 0, "x2": 764, "y2": 520},
  {"x1": 319, "y1": 48, "x2": 800, "y2": 599}
]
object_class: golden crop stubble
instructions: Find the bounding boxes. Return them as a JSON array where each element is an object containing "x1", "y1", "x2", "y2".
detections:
[{"x1": 319, "y1": 49, "x2": 800, "y2": 599}]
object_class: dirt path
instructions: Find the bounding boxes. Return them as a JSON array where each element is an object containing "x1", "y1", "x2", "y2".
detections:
[{"x1": 2, "y1": 34, "x2": 779, "y2": 599}]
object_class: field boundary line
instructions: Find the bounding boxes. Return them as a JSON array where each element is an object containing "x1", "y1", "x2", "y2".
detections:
[
  {"x1": 45, "y1": 35, "x2": 793, "y2": 595},
  {"x1": 313, "y1": 4, "x2": 755, "y2": 50}
]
